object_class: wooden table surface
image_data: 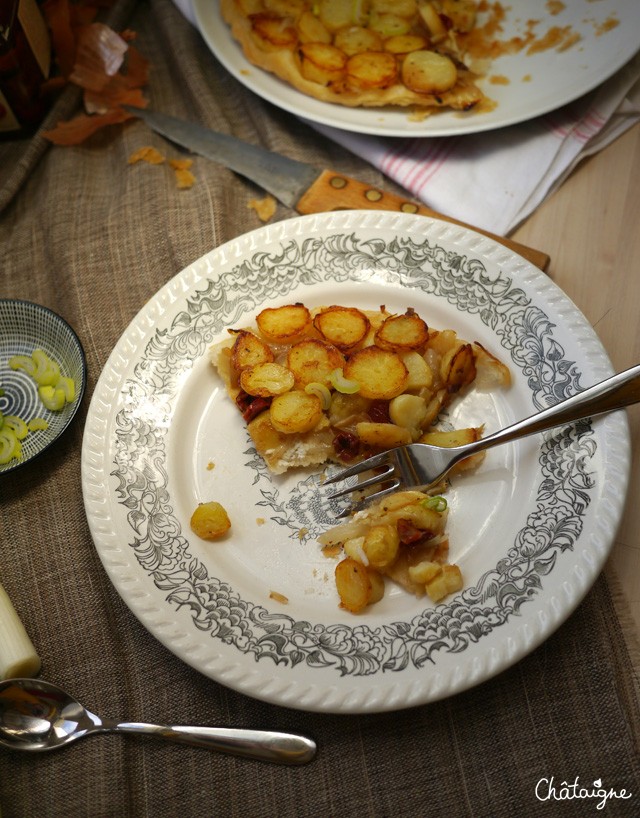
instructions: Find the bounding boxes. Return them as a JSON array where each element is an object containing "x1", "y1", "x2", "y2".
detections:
[{"x1": 513, "y1": 121, "x2": 640, "y2": 632}]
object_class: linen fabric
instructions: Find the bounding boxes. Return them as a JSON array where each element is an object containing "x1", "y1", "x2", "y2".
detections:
[{"x1": 1, "y1": 2, "x2": 639, "y2": 816}]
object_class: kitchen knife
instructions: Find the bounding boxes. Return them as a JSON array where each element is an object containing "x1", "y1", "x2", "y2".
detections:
[{"x1": 124, "y1": 106, "x2": 549, "y2": 271}]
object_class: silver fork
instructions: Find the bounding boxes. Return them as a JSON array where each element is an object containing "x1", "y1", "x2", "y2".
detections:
[{"x1": 324, "y1": 364, "x2": 640, "y2": 518}]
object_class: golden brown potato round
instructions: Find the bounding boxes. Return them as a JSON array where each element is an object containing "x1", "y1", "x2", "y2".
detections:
[
  {"x1": 355, "y1": 420, "x2": 412, "y2": 449},
  {"x1": 296, "y1": 10, "x2": 332, "y2": 43},
  {"x1": 313, "y1": 306, "x2": 370, "y2": 351},
  {"x1": 251, "y1": 14, "x2": 298, "y2": 50},
  {"x1": 369, "y1": 12, "x2": 411, "y2": 37},
  {"x1": 286, "y1": 338, "x2": 345, "y2": 387},
  {"x1": 190, "y1": 501, "x2": 231, "y2": 540},
  {"x1": 401, "y1": 49, "x2": 458, "y2": 94},
  {"x1": 335, "y1": 557, "x2": 374, "y2": 612},
  {"x1": 346, "y1": 51, "x2": 399, "y2": 90},
  {"x1": 256, "y1": 303, "x2": 311, "y2": 343},
  {"x1": 231, "y1": 330, "x2": 275, "y2": 372},
  {"x1": 334, "y1": 26, "x2": 384, "y2": 56},
  {"x1": 239, "y1": 362, "x2": 295, "y2": 397},
  {"x1": 441, "y1": 342, "x2": 476, "y2": 393},
  {"x1": 344, "y1": 347, "x2": 408, "y2": 399},
  {"x1": 300, "y1": 42, "x2": 347, "y2": 85},
  {"x1": 318, "y1": 0, "x2": 364, "y2": 31},
  {"x1": 269, "y1": 389, "x2": 323, "y2": 433},
  {"x1": 374, "y1": 310, "x2": 429, "y2": 352},
  {"x1": 363, "y1": 524, "x2": 400, "y2": 570},
  {"x1": 383, "y1": 34, "x2": 428, "y2": 55}
]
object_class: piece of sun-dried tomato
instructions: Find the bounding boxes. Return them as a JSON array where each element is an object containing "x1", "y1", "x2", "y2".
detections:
[
  {"x1": 397, "y1": 518, "x2": 434, "y2": 546},
  {"x1": 333, "y1": 431, "x2": 360, "y2": 461},
  {"x1": 368, "y1": 400, "x2": 390, "y2": 424},
  {"x1": 235, "y1": 391, "x2": 271, "y2": 424}
]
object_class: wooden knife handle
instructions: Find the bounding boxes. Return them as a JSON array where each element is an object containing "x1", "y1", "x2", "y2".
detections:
[{"x1": 295, "y1": 169, "x2": 549, "y2": 271}]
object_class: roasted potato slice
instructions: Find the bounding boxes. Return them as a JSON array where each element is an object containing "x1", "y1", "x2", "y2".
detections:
[
  {"x1": 418, "y1": 1, "x2": 449, "y2": 42},
  {"x1": 313, "y1": 306, "x2": 370, "y2": 350},
  {"x1": 369, "y1": 12, "x2": 412, "y2": 37},
  {"x1": 335, "y1": 558, "x2": 383, "y2": 612},
  {"x1": 420, "y1": 426, "x2": 485, "y2": 473},
  {"x1": 344, "y1": 346, "x2": 408, "y2": 399},
  {"x1": 421, "y1": 387, "x2": 447, "y2": 428},
  {"x1": 384, "y1": 34, "x2": 428, "y2": 55},
  {"x1": 239, "y1": 361, "x2": 295, "y2": 397},
  {"x1": 318, "y1": 0, "x2": 365, "y2": 30},
  {"x1": 190, "y1": 501, "x2": 231, "y2": 540},
  {"x1": 300, "y1": 42, "x2": 347, "y2": 84},
  {"x1": 270, "y1": 389, "x2": 323, "y2": 433},
  {"x1": 296, "y1": 10, "x2": 332, "y2": 43},
  {"x1": 401, "y1": 49, "x2": 457, "y2": 94},
  {"x1": 426, "y1": 328, "x2": 459, "y2": 357},
  {"x1": 426, "y1": 563, "x2": 463, "y2": 601},
  {"x1": 256, "y1": 303, "x2": 311, "y2": 343},
  {"x1": 363, "y1": 524, "x2": 400, "y2": 570},
  {"x1": 355, "y1": 421, "x2": 412, "y2": 448},
  {"x1": 346, "y1": 51, "x2": 399, "y2": 90},
  {"x1": 388, "y1": 394, "x2": 428, "y2": 434},
  {"x1": 250, "y1": 13, "x2": 298, "y2": 50},
  {"x1": 287, "y1": 338, "x2": 345, "y2": 387},
  {"x1": 399, "y1": 350, "x2": 433, "y2": 391},
  {"x1": 441, "y1": 342, "x2": 476, "y2": 393},
  {"x1": 374, "y1": 309, "x2": 429, "y2": 352},
  {"x1": 231, "y1": 330, "x2": 275, "y2": 372},
  {"x1": 334, "y1": 26, "x2": 383, "y2": 56}
]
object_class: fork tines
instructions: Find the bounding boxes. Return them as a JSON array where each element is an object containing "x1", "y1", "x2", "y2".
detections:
[{"x1": 323, "y1": 451, "x2": 401, "y2": 516}]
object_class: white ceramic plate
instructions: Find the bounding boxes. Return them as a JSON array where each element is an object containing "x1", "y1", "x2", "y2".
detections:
[
  {"x1": 82, "y1": 211, "x2": 629, "y2": 713},
  {"x1": 194, "y1": 0, "x2": 640, "y2": 137}
]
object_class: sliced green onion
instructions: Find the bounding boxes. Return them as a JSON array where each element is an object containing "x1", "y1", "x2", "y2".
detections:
[
  {"x1": 38, "y1": 385, "x2": 66, "y2": 411},
  {"x1": 32, "y1": 349, "x2": 60, "y2": 386},
  {"x1": 421, "y1": 496, "x2": 448, "y2": 513},
  {"x1": 3, "y1": 415, "x2": 29, "y2": 440},
  {"x1": 0, "y1": 428, "x2": 21, "y2": 465},
  {"x1": 9, "y1": 355, "x2": 36, "y2": 376},
  {"x1": 304, "y1": 382, "x2": 332, "y2": 410},
  {"x1": 329, "y1": 368, "x2": 360, "y2": 395},
  {"x1": 55, "y1": 375, "x2": 75, "y2": 403}
]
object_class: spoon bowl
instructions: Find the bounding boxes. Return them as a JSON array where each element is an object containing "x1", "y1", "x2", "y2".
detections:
[{"x1": 0, "y1": 678, "x2": 316, "y2": 765}]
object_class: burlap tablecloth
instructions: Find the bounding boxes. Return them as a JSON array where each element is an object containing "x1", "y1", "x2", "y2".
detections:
[{"x1": 1, "y1": 2, "x2": 640, "y2": 815}]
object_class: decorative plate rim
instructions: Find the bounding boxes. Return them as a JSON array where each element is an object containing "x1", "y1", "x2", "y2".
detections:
[{"x1": 81, "y1": 211, "x2": 630, "y2": 713}]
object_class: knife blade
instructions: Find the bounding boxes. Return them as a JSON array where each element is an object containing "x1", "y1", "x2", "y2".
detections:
[{"x1": 125, "y1": 106, "x2": 549, "y2": 271}]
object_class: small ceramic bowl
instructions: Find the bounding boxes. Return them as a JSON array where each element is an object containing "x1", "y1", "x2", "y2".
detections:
[{"x1": 0, "y1": 300, "x2": 87, "y2": 475}]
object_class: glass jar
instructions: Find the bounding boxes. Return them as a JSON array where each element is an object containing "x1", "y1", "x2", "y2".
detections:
[{"x1": 0, "y1": 0, "x2": 51, "y2": 135}]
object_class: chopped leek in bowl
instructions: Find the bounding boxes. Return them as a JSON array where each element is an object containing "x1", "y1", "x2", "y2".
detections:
[{"x1": 0, "y1": 300, "x2": 86, "y2": 475}]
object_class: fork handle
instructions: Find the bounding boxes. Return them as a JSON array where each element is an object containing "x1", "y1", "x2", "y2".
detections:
[{"x1": 462, "y1": 363, "x2": 640, "y2": 459}]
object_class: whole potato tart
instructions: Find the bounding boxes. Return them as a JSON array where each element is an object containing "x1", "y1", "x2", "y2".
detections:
[{"x1": 220, "y1": 0, "x2": 488, "y2": 113}]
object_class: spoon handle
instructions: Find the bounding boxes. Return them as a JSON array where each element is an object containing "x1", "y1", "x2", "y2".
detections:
[{"x1": 110, "y1": 722, "x2": 316, "y2": 765}]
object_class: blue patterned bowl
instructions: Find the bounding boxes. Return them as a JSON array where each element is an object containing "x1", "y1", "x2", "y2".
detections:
[{"x1": 0, "y1": 300, "x2": 87, "y2": 475}]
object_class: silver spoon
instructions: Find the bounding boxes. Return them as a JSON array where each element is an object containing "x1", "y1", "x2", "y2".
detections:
[{"x1": 0, "y1": 678, "x2": 316, "y2": 765}]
